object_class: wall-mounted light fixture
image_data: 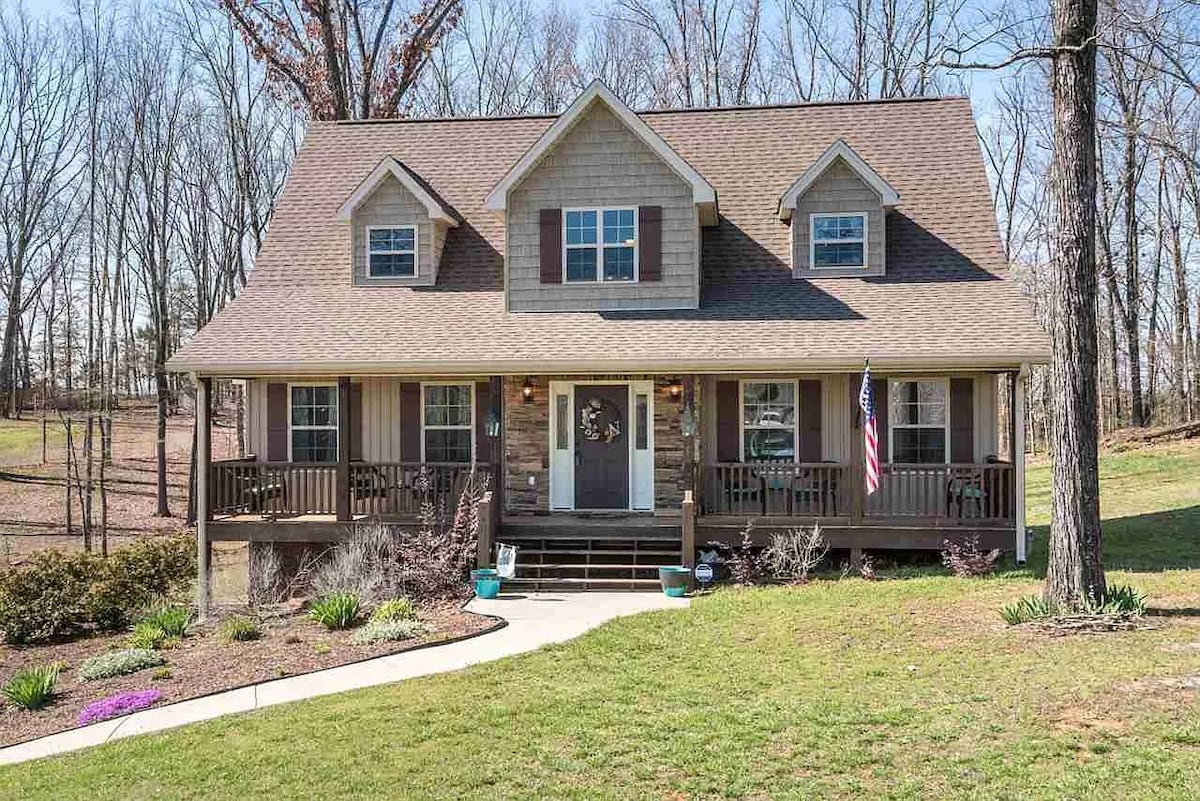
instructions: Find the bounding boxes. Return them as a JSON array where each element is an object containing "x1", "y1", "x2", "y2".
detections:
[
  {"x1": 665, "y1": 377, "x2": 683, "y2": 401},
  {"x1": 521, "y1": 377, "x2": 536, "y2": 404}
]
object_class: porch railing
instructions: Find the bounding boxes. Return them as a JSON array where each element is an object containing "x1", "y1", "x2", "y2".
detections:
[
  {"x1": 698, "y1": 461, "x2": 1014, "y2": 523},
  {"x1": 209, "y1": 459, "x2": 492, "y2": 519}
]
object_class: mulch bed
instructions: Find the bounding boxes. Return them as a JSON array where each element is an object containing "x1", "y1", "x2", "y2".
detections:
[{"x1": 0, "y1": 602, "x2": 500, "y2": 747}]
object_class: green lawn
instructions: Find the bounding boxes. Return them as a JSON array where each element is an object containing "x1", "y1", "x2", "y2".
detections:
[
  {"x1": 6, "y1": 444, "x2": 1200, "y2": 799},
  {"x1": 0, "y1": 418, "x2": 63, "y2": 467}
]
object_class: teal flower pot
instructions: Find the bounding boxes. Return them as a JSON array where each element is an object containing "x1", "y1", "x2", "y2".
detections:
[
  {"x1": 471, "y1": 568, "x2": 501, "y2": 599},
  {"x1": 658, "y1": 566, "x2": 690, "y2": 597}
]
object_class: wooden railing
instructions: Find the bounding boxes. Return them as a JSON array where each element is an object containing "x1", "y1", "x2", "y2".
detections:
[
  {"x1": 865, "y1": 463, "x2": 1014, "y2": 521},
  {"x1": 699, "y1": 462, "x2": 847, "y2": 517},
  {"x1": 209, "y1": 460, "x2": 492, "y2": 520},
  {"x1": 699, "y1": 461, "x2": 1014, "y2": 523},
  {"x1": 349, "y1": 462, "x2": 492, "y2": 517}
]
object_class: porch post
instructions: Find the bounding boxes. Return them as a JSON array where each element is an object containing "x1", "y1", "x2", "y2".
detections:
[
  {"x1": 477, "y1": 490, "x2": 494, "y2": 568},
  {"x1": 195, "y1": 375, "x2": 212, "y2": 619},
  {"x1": 336, "y1": 376, "x2": 351, "y2": 522},
  {"x1": 1014, "y1": 365, "x2": 1028, "y2": 563},
  {"x1": 681, "y1": 489, "x2": 695, "y2": 569}
]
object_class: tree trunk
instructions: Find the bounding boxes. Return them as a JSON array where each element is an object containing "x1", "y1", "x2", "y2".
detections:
[{"x1": 1045, "y1": 0, "x2": 1106, "y2": 608}]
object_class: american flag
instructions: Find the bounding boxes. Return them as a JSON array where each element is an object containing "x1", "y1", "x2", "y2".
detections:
[{"x1": 859, "y1": 360, "x2": 880, "y2": 495}]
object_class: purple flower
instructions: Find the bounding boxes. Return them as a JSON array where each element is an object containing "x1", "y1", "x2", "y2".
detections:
[{"x1": 77, "y1": 689, "x2": 163, "y2": 727}]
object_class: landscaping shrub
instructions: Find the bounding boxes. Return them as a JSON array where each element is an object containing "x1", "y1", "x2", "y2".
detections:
[
  {"x1": 308, "y1": 592, "x2": 361, "y2": 630},
  {"x1": 0, "y1": 536, "x2": 195, "y2": 644},
  {"x1": 350, "y1": 619, "x2": 426, "y2": 646},
  {"x1": 1001, "y1": 585, "x2": 1147, "y2": 625},
  {"x1": 77, "y1": 689, "x2": 162, "y2": 726},
  {"x1": 1093, "y1": 584, "x2": 1148, "y2": 615},
  {"x1": 217, "y1": 615, "x2": 262, "y2": 643},
  {"x1": 1000, "y1": 595, "x2": 1055, "y2": 625},
  {"x1": 140, "y1": 605, "x2": 192, "y2": 639},
  {"x1": 127, "y1": 622, "x2": 169, "y2": 651},
  {"x1": 726, "y1": 523, "x2": 764, "y2": 586},
  {"x1": 1, "y1": 664, "x2": 60, "y2": 710},
  {"x1": 371, "y1": 597, "x2": 416, "y2": 623},
  {"x1": 941, "y1": 536, "x2": 1002, "y2": 578},
  {"x1": 763, "y1": 525, "x2": 828, "y2": 583},
  {"x1": 77, "y1": 649, "x2": 166, "y2": 681}
]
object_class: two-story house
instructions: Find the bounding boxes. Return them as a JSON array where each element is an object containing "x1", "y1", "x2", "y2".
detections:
[{"x1": 170, "y1": 81, "x2": 1049, "y2": 592}]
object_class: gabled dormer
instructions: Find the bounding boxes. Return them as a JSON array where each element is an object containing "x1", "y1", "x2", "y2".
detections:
[
  {"x1": 778, "y1": 140, "x2": 899, "y2": 279},
  {"x1": 485, "y1": 81, "x2": 717, "y2": 313},
  {"x1": 337, "y1": 157, "x2": 458, "y2": 286}
]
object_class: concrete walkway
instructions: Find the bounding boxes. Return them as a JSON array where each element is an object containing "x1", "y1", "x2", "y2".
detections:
[{"x1": 0, "y1": 592, "x2": 688, "y2": 766}]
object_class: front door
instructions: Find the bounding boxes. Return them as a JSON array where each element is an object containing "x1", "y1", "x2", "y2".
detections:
[{"x1": 573, "y1": 385, "x2": 630, "y2": 509}]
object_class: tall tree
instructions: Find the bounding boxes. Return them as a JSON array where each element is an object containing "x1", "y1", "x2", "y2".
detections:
[
  {"x1": 1045, "y1": 0, "x2": 1106, "y2": 607},
  {"x1": 218, "y1": 0, "x2": 463, "y2": 120}
]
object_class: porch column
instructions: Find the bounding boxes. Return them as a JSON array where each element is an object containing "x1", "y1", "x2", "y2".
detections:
[
  {"x1": 681, "y1": 490, "x2": 695, "y2": 569},
  {"x1": 336, "y1": 376, "x2": 351, "y2": 522},
  {"x1": 195, "y1": 375, "x2": 212, "y2": 619},
  {"x1": 1014, "y1": 365, "x2": 1028, "y2": 563}
]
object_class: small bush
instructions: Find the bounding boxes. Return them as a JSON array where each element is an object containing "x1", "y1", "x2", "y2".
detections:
[
  {"x1": 140, "y1": 605, "x2": 192, "y2": 639},
  {"x1": 0, "y1": 537, "x2": 195, "y2": 643},
  {"x1": 371, "y1": 597, "x2": 416, "y2": 623},
  {"x1": 309, "y1": 592, "x2": 361, "y2": 630},
  {"x1": 78, "y1": 649, "x2": 166, "y2": 682},
  {"x1": 77, "y1": 689, "x2": 162, "y2": 726},
  {"x1": 941, "y1": 536, "x2": 1002, "y2": 578},
  {"x1": 2, "y1": 664, "x2": 60, "y2": 710},
  {"x1": 1091, "y1": 584, "x2": 1148, "y2": 616},
  {"x1": 726, "y1": 523, "x2": 764, "y2": 586},
  {"x1": 127, "y1": 622, "x2": 169, "y2": 650},
  {"x1": 763, "y1": 525, "x2": 828, "y2": 583},
  {"x1": 150, "y1": 667, "x2": 172, "y2": 681},
  {"x1": 350, "y1": 619, "x2": 427, "y2": 646},
  {"x1": 314, "y1": 641, "x2": 332, "y2": 655},
  {"x1": 1000, "y1": 595, "x2": 1055, "y2": 625},
  {"x1": 218, "y1": 615, "x2": 262, "y2": 643}
]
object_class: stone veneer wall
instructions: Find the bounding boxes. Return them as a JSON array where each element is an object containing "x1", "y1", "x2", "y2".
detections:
[{"x1": 502, "y1": 375, "x2": 698, "y2": 515}]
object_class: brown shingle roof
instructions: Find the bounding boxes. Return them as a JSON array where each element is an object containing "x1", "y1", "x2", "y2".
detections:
[{"x1": 169, "y1": 96, "x2": 1048, "y2": 376}]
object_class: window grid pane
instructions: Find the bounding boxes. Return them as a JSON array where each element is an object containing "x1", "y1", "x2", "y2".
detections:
[
  {"x1": 603, "y1": 209, "x2": 635, "y2": 244},
  {"x1": 424, "y1": 385, "x2": 472, "y2": 427},
  {"x1": 813, "y1": 215, "x2": 864, "y2": 241},
  {"x1": 424, "y1": 429, "x2": 472, "y2": 463},
  {"x1": 565, "y1": 248, "x2": 597, "y2": 281},
  {"x1": 369, "y1": 252, "x2": 416, "y2": 277},
  {"x1": 602, "y1": 247, "x2": 634, "y2": 281},
  {"x1": 369, "y1": 227, "x2": 415, "y2": 252},
  {"x1": 291, "y1": 386, "x2": 338, "y2": 463},
  {"x1": 742, "y1": 382, "x2": 795, "y2": 461},
  {"x1": 813, "y1": 242, "x2": 864, "y2": 267},
  {"x1": 565, "y1": 211, "x2": 597, "y2": 245}
]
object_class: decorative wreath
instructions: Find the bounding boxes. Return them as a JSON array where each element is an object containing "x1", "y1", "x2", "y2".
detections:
[{"x1": 579, "y1": 397, "x2": 623, "y2": 444}]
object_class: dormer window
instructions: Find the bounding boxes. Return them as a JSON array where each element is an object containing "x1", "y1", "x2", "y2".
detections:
[
  {"x1": 810, "y1": 214, "x2": 866, "y2": 270},
  {"x1": 564, "y1": 208, "x2": 637, "y2": 283},
  {"x1": 367, "y1": 225, "x2": 418, "y2": 277}
]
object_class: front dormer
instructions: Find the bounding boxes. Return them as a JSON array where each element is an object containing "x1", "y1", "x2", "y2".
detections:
[
  {"x1": 485, "y1": 81, "x2": 717, "y2": 313},
  {"x1": 337, "y1": 157, "x2": 458, "y2": 287},
  {"x1": 779, "y1": 140, "x2": 899, "y2": 279}
]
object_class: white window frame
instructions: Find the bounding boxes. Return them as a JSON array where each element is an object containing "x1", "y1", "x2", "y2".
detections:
[
  {"x1": 809, "y1": 213, "x2": 867, "y2": 270},
  {"x1": 420, "y1": 381, "x2": 475, "y2": 464},
  {"x1": 562, "y1": 207, "x2": 639, "y2": 284},
  {"x1": 738, "y1": 379, "x2": 800, "y2": 463},
  {"x1": 888, "y1": 377, "x2": 950, "y2": 465},
  {"x1": 287, "y1": 382, "x2": 339, "y2": 463},
  {"x1": 366, "y1": 224, "x2": 419, "y2": 278}
]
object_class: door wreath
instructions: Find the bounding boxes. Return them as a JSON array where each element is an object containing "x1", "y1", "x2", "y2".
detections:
[{"x1": 580, "y1": 397, "x2": 623, "y2": 444}]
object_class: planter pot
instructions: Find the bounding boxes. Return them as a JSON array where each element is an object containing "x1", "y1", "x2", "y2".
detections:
[
  {"x1": 658, "y1": 566, "x2": 691, "y2": 598},
  {"x1": 471, "y1": 568, "x2": 501, "y2": 599}
]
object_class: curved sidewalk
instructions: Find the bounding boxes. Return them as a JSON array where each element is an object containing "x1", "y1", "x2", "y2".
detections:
[{"x1": 0, "y1": 592, "x2": 688, "y2": 766}]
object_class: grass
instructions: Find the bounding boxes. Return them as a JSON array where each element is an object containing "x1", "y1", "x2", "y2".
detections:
[
  {"x1": 6, "y1": 442, "x2": 1200, "y2": 799},
  {"x1": 0, "y1": 419, "x2": 63, "y2": 466}
]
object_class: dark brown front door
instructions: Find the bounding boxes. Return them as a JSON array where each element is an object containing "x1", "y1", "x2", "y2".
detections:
[{"x1": 574, "y1": 385, "x2": 629, "y2": 509}]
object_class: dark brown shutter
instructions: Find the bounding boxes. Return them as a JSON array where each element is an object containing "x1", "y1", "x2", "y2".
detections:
[
  {"x1": 638, "y1": 205, "x2": 663, "y2": 281},
  {"x1": 349, "y1": 382, "x2": 363, "y2": 461},
  {"x1": 716, "y1": 381, "x2": 740, "y2": 462},
  {"x1": 539, "y1": 208, "x2": 562, "y2": 284},
  {"x1": 873, "y1": 379, "x2": 889, "y2": 463},
  {"x1": 399, "y1": 382, "x2": 422, "y2": 462},
  {"x1": 266, "y1": 383, "x2": 288, "y2": 462},
  {"x1": 474, "y1": 381, "x2": 491, "y2": 464},
  {"x1": 798, "y1": 380, "x2": 822, "y2": 462},
  {"x1": 950, "y1": 378, "x2": 975, "y2": 463}
]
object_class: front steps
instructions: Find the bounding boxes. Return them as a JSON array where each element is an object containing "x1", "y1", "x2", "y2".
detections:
[{"x1": 497, "y1": 518, "x2": 683, "y2": 591}]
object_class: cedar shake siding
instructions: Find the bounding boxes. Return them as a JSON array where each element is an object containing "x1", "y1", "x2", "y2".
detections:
[
  {"x1": 505, "y1": 103, "x2": 699, "y2": 312},
  {"x1": 790, "y1": 158, "x2": 886, "y2": 278},
  {"x1": 350, "y1": 174, "x2": 443, "y2": 287}
]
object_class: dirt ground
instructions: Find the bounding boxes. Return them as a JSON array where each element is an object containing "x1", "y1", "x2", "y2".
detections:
[
  {"x1": 0, "y1": 602, "x2": 499, "y2": 746},
  {"x1": 0, "y1": 403, "x2": 246, "y2": 597}
]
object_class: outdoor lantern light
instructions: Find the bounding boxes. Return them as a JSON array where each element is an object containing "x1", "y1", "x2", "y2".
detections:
[
  {"x1": 665, "y1": 377, "x2": 683, "y2": 401},
  {"x1": 521, "y1": 377, "x2": 536, "y2": 404}
]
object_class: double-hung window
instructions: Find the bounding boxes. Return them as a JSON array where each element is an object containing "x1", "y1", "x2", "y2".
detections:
[
  {"x1": 564, "y1": 208, "x2": 637, "y2": 283},
  {"x1": 367, "y1": 226, "x2": 417, "y2": 277},
  {"x1": 889, "y1": 379, "x2": 948, "y2": 464},
  {"x1": 422, "y1": 383, "x2": 473, "y2": 463},
  {"x1": 291, "y1": 385, "x2": 338, "y2": 463},
  {"x1": 741, "y1": 381, "x2": 796, "y2": 461},
  {"x1": 810, "y1": 213, "x2": 866, "y2": 269}
]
